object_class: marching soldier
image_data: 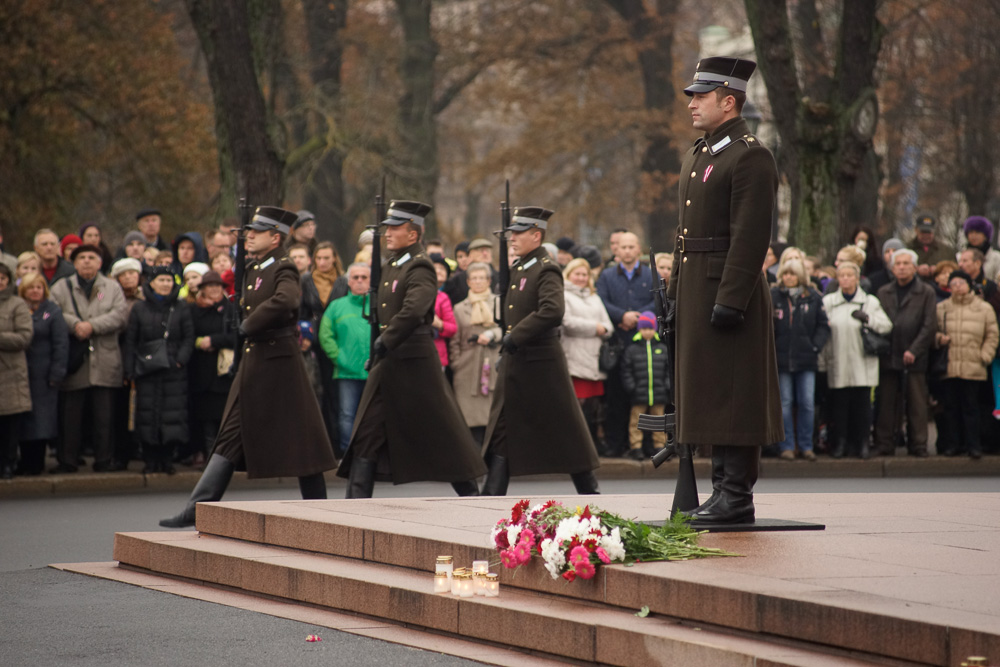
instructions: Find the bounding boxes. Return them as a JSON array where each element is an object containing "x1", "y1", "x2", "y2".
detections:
[
  {"x1": 160, "y1": 206, "x2": 337, "y2": 527},
  {"x1": 667, "y1": 57, "x2": 783, "y2": 524},
  {"x1": 481, "y1": 206, "x2": 601, "y2": 495},
  {"x1": 337, "y1": 200, "x2": 485, "y2": 498}
]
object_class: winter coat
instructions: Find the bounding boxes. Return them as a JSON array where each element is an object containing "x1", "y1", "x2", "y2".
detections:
[
  {"x1": 50, "y1": 273, "x2": 127, "y2": 390},
  {"x1": 875, "y1": 278, "x2": 937, "y2": 372},
  {"x1": 449, "y1": 292, "x2": 501, "y2": 428},
  {"x1": 964, "y1": 242, "x2": 1000, "y2": 284},
  {"x1": 560, "y1": 283, "x2": 613, "y2": 381},
  {"x1": 124, "y1": 283, "x2": 195, "y2": 447},
  {"x1": 620, "y1": 332, "x2": 670, "y2": 406},
  {"x1": 432, "y1": 290, "x2": 457, "y2": 367},
  {"x1": 337, "y1": 242, "x2": 486, "y2": 483},
  {"x1": 318, "y1": 292, "x2": 370, "y2": 380},
  {"x1": 936, "y1": 292, "x2": 999, "y2": 381},
  {"x1": 188, "y1": 294, "x2": 237, "y2": 395},
  {"x1": 771, "y1": 285, "x2": 830, "y2": 373},
  {"x1": 169, "y1": 231, "x2": 209, "y2": 275},
  {"x1": 666, "y1": 116, "x2": 783, "y2": 446},
  {"x1": 0, "y1": 284, "x2": 33, "y2": 416},
  {"x1": 21, "y1": 299, "x2": 68, "y2": 440},
  {"x1": 596, "y1": 262, "x2": 656, "y2": 345},
  {"x1": 484, "y1": 245, "x2": 600, "y2": 476},
  {"x1": 300, "y1": 271, "x2": 346, "y2": 328},
  {"x1": 43, "y1": 257, "x2": 76, "y2": 286},
  {"x1": 820, "y1": 288, "x2": 893, "y2": 389},
  {"x1": 222, "y1": 247, "x2": 337, "y2": 478},
  {"x1": 908, "y1": 236, "x2": 954, "y2": 269}
]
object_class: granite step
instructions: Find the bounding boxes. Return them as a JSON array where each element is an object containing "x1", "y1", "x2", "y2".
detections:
[{"x1": 113, "y1": 530, "x2": 896, "y2": 667}]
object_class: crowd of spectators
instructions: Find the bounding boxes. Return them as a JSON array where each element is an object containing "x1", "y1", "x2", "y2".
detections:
[{"x1": 0, "y1": 208, "x2": 998, "y2": 481}]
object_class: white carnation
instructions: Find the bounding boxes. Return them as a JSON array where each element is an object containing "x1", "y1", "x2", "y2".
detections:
[{"x1": 507, "y1": 524, "x2": 522, "y2": 546}]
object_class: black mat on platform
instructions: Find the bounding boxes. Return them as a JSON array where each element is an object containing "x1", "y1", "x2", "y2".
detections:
[{"x1": 645, "y1": 518, "x2": 825, "y2": 533}]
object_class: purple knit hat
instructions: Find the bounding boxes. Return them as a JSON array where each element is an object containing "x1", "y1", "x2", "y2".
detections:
[{"x1": 963, "y1": 216, "x2": 994, "y2": 242}]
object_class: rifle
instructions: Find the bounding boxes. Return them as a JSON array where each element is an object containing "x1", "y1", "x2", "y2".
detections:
[
  {"x1": 365, "y1": 177, "x2": 386, "y2": 368},
  {"x1": 229, "y1": 197, "x2": 253, "y2": 374},
  {"x1": 494, "y1": 180, "x2": 511, "y2": 330},
  {"x1": 638, "y1": 247, "x2": 698, "y2": 516}
]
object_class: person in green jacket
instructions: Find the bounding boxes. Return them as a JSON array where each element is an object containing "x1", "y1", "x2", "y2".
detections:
[{"x1": 319, "y1": 262, "x2": 371, "y2": 457}]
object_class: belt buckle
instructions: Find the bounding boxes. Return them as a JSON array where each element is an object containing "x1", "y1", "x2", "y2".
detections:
[{"x1": 676, "y1": 235, "x2": 686, "y2": 253}]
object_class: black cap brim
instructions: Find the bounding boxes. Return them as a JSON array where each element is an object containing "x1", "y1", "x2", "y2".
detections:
[
  {"x1": 507, "y1": 222, "x2": 538, "y2": 232},
  {"x1": 684, "y1": 82, "x2": 720, "y2": 96},
  {"x1": 246, "y1": 221, "x2": 275, "y2": 232}
]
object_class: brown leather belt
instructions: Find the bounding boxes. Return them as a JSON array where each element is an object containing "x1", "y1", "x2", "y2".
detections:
[{"x1": 675, "y1": 235, "x2": 730, "y2": 253}]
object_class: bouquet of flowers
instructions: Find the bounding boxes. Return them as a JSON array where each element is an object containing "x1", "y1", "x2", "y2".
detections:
[{"x1": 491, "y1": 499, "x2": 736, "y2": 582}]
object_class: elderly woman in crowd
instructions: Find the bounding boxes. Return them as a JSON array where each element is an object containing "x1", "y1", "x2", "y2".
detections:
[
  {"x1": 0, "y1": 264, "x2": 33, "y2": 479},
  {"x1": 110, "y1": 257, "x2": 145, "y2": 470},
  {"x1": 16, "y1": 272, "x2": 67, "y2": 475},
  {"x1": 429, "y1": 254, "x2": 458, "y2": 371},
  {"x1": 772, "y1": 259, "x2": 830, "y2": 461},
  {"x1": 825, "y1": 244, "x2": 872, "y2": 295},
  {"x1": 935, "y1": 270, "x2": 999, "y2": 459},
  {"x1": 123, "y1": 266, "x2": 194, "y2": 474},
  {"x1": 560, "y1": 257, "x2": 614, "y2": 453},
  {"x1": 449, "y1": 262, "x2": 502, "y2": 445},
  {"x1": 821, "y1": 261, "x2": 892, "y2": 459}
]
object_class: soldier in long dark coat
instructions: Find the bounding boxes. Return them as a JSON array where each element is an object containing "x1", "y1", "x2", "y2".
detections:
[
  {"x1": 481, "y1": 206, "x2": 601, "y2": 495},
  {"x1": 336, "y1": 200, "x2": 486, "y2": 498},
  {"x1": 666, "y1": 57, "x2": 783, "y2": 524},
  {"x1": 160, "y1": 207, "x2": 337, "y2": 527}
]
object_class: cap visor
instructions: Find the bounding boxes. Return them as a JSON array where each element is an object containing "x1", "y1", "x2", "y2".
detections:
[
  {"x1": 506, "y1": 223, "x2": 535, "y2": 232},
  {"x1": 380, "y1": 218, "x2": 408, "y2": 226},
  {"x1": 683, "y1": 82, "x2": 719, "y2": 96},
  {"x1": 245, "y1": 222, "x2": 271, "y2": 231}
]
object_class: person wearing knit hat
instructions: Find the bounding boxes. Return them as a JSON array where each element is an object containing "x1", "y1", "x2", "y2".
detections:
[
  {"x1": 555, "y1": 237, "x2": 577, "y2": 267},
  {"x1": 110, "y1": 257, "x2": 143, "y2": 280},
  {"x1": 620, "y1": 309, "x2": 670, "y2": 460},
  {"x1": 122, "y1": 231, "x2": 148, "y2": 261},
  {"x1": 60, "y1": 234, "x2": 83, "y2": 260},
  {"x1": 947, "y1": 269, "x2": 975, "y2": 292},
  {"x1": 962, "y1": 216, "x2": 1000, "y2": 283},
  {"x1": 179, "y1": 261, "x2": 210, "y2": 301},
  {"x1": 867, "y1": 237, "x2": 906, "y2": 295}
]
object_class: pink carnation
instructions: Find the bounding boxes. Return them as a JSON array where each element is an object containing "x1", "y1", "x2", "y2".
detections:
[
  {"x1": 595, "y1": 547, "x2": 610, "y2": 564},
  {"x1": 569, "y1": 545, "x2": 590, "y2": 566},
  {"x1": 575, "y1": 560, "x2": 596, "y2": 579},
  {"x1": 500, "y1": 549, "x2": 518, "y2": 569},
  {"x1": 519, "y1": 529, "x2": 535, "y2": 546},
  {"x1": 513, "y1": 541, "x2": 532, "y2": 565}
]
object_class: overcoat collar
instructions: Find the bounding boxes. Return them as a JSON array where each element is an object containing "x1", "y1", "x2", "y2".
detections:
[{"x1": 694, "y1": 116, "x2": 753, "y2": 155}]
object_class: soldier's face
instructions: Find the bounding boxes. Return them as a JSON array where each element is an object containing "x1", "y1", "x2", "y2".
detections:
[
  {"x1": 246, "y1": 229, "x2": 279, "y2": 254},
  {"x1": 384, "y1": 224, "x2": 417, "y2": 251},
  {"x1": 688, "y1": 91, "x2": 729, "y2": 133},
  {"x1": 509, "y1": 229, "x2": 541, "y2": 257}
]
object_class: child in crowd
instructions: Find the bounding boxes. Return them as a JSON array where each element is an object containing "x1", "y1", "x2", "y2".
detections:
[{"x1": 620, "y1": 311, "x2": 671, "y2": 461}]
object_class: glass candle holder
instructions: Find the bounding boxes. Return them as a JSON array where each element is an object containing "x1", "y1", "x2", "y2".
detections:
[
  {"x1": 471, "y1": 560, "x2": 488, "y2": 575},
  {"x1": 459, "y1": 573, "x2": 475, "y2": 598},
  {"x1": 433, "y1": 571, "x2": 450, "y2": 594},
  {"x1": 451, "y1": 568, "x2": 467, "y2": 596},
  {"x1": 485, "y1": 573, "x2": 499, "y2": 597},
  {"x1": 435, "y1": 555, "x2": 453, "y2": 580},
  {"x1": 474, "y1": 572, "x2": 488, "y2": 595}
]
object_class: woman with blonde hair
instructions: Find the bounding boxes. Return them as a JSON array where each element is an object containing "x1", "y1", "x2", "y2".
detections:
[
  {"x1": 561, "y1": 257, "x2": 614, "y2": 453},
  {"x1": 16, "y1": 252, "x2": 41, "y2": 281},
  {"x1": 820, "y1": 261, "x2": 891, "y2": 458}
]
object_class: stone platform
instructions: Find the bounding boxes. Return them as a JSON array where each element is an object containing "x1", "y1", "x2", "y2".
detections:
[{"x1": 65, "y1": 493, "x2": 1000, "y2": 666}]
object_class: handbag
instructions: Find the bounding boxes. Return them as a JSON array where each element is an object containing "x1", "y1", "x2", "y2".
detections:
[
  {"x1": 928, "y1": 312, "x2": 949, "y2": 379},
  {"x1": 66, "y1": 287, "x2": 90, "y2": 375},
  {"x1": 216, "y1": 348, "x2": 235, "y2": 376},
  {"x1": 860, "y1": 324, "x2": 891, "y2": 356},
  {"x1": 598, "y1": 337, "x2": 622, "y2": 373},
  {"x1": 134, "y1": 307, "x2": 174, "y2": 378}
]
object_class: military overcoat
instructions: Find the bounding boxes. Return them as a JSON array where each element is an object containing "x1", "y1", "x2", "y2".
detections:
[
  {"x1": 666, "y1": 116, "x2": 784, "y2": 447},
  {"x1": 221, "y1": 246, "x2": 337, "y2": 478},
  {"x1": 337, "y1": 242, "x2": 487, "y2": 484},
  {"x1": 483, "y1": 246, "x2": 600, "y2": 476}
]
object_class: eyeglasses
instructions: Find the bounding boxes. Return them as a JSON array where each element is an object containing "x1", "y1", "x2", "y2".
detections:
[{"x1": 349, "y1": 274, "x2": 369, "y2": 280}]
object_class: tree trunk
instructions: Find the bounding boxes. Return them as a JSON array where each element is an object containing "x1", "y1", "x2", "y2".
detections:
[
  {"x1": 394, "y1": 0, "x2": 440, "y2": 237},
  {"x1": 185, "y1": 0, "x2": 284, "y2": 215},
  {"x1": 301, "y1": 0, "x2": 350, "y2": 259},
  {"x1": 606, "y1": 0, "x2": 681, "y2": 253}
]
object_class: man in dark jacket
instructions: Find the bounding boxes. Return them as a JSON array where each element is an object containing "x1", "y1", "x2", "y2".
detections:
[
  {"x1": 336, "y1": 200, "x2": 486, "y2": 498},
  {"x1": 909, "y1": 213, "x2": 955, "y2": 281},
  {"x1": 160, "y1": 207, "x2": 338, "y2": 527},
  {"x1": 667, "y1": 56, "x2": 783, "y2": 525},
  {"x1": 34, "y1": 229, "x2": 76, "y2": 286},
  {"x1": 596, "y1": 231, "x2": 655, "y2": 456},
  {"x1": 874, "y1": 249, "x2": 936, "y2": 456},
  {"x1": 481, "y1": 206, "x2": 601, "y2": 495}
]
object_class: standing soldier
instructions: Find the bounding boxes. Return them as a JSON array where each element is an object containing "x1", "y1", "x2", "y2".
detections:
[
  {"x1": 337, "y1": 200, "x2": 485, "y2": 498},
  {"x1": 667, "y1": 57, "x2": 783, "y2": 524},
  {"x1": 481, "y1": 206, "x2": 601, "y2": 495},
  {"x1": 160, "y1": 206, "x2": 337, "y2": 528}
]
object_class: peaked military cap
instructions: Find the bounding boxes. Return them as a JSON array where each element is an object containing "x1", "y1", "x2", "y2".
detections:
[
  {"x1": 383, "y1": 200, "x2": 432, "y2": 227},
  {"x1": 135, "y1": 207, "x2": 161, "y2": 220},
  {"x1": 247, "y1": 206, "x2": 298, "y2": 234},
  {"x1": 915, "y1": 212, "x2": 937, "y2": 232},
  {"x1": 684, "y1": 56, "x2": 757, "y2": 96},
  {"x1": 508, "y1": 206, "x2": 554, "y2": 232}
]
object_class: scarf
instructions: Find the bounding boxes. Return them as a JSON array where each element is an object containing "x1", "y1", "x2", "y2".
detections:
[
  {"x1": 77, "y1": 274, "x2": 97, "y2": 299},
  {"x1": 312, "y1": 267, "x2": 339, "y2": 306},
  {"x1": 467, "y1": 288, "x2": 493, "y2": 326}
]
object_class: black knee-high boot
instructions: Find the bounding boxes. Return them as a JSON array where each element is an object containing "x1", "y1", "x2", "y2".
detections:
[
  {"x1": 570, "y1": 470, "x2": 600, "y2": 495},
  {"x1": 345, "y1": 458, "x2": 377, "y2": 499},
  {"x1": 481, "y1": 454, "x2": 509, "y2": 496},
  {"x1": 298, "y1": 472, "x2": 327, "y2": 499},
  {"x1": 683, "y1": 446, "x2": 758, "y2": 524},
  {"x1": 451, "y1": 479, "x2": 480, "y2": 496},
  {"x1": 159, "y1": 454, "x2": 235, "y2": 528}
]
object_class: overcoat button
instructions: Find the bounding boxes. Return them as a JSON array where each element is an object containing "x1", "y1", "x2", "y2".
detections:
[{"x1": 690, "y1": 171, "x2": 696, "y2": 178}]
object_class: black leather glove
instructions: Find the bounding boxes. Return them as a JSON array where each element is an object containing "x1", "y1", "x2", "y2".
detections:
[
  {"x1": 373, "y1": 335, "x2": 388, "y2": 358},
  {"x1": 238, "y1": 322, "x2": 248, "y2": 338},
  {"x1": 851, "y1": 309, "x2": 870, "y2": 324},
  {"x1": 664, "y1": 297, "x2": 676, "y2": 330},
  {"x1": 710, "y1": 303, "x2": 744, "y2": 329},
  {"x1": 501, "y1": 334, "x2": 518, "y2": 355}
]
